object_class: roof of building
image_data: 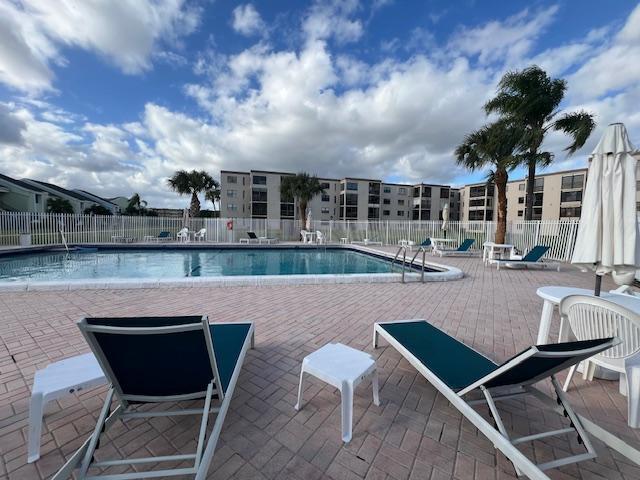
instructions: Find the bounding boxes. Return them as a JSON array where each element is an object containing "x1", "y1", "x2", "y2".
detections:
[
  {"x1": 0, "y1": 173, "x2": 46, "y2": 193},
  {"x1": 24, "y1": 179, "x2": 89, "y2": 201},
  {"x1": 75, "y1": 190, "x2": 118, "y2": 206}
]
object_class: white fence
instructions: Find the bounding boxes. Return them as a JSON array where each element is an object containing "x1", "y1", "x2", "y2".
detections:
[{"x1": 1, "y1": 212, "x2": 581, "y2": 262}]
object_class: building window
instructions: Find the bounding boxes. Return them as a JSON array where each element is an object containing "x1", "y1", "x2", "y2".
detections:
[
  {"x1": 227, "y1": 175, "x2": 238, "y2": 184},
  {"x1": 383, "y1": 198, "x2": 390, "y2": 205},
  {"x1": 440, "y1": 188, "x2": 449, "y2": 199},
  {"x1": 346, "y1": 182, "x2": 358, "y2": 191},
  {"x1": 518, "y1": 183, "x2": 525, "y2": 191},
  {"x1": 518, "y1": 197, "x2": 524, "y2": 204},
  {"x1": 228, "y1": 203, "x2": 237, "y2": 211},
  {"x1": 252, "y1": 203, "x2": 267, "y2": 216},
  {"x1": 280, "y1": 203, "x2": 294, "y2": 218},
  {"x1": 560, "y1": 207, "x2": 581, "y2": 217},
  {"x1": 320, "y1": 182, "x2": 330, "y2": 189},
  {"x1": 469, "y1": 198, "x2": 484, "y2": 207},
  {"x1": 368, "y1": 195, "x2": 380, "y2": 204},
  {"x1": 368, "y1": 207, "x2": 379, "y2": 219},
  {"x1": 398, "y1": 199, "x2": 405, "y2": 206},
  {"x1": 398, "y1": 187, "x2": 407, "y2": 195},
  {"x1": 469, "y1": 186, "x2": 486, "y2": 197},
  {"x1": 532, "y1": 207, "x2": 542, "y2": 220},
  {"x1": 397, "y1": 211, "x2": 405, "y2": 217},
  {"x1": 533, "y1": 177, "x2": 544, "y2": 192},
  {"x1": 227, "y1": 189, "x2": 236, "y2": 198},
  {"x1": 344, "y1": 206, "x2": 358, "y2": 218},
  {"x1": 422, "y1": 186, "x2": 432, "y2": 197},
  {"x1": 383, "y1": 210, "x2": 390, "y2": 216},
  {"x1": 321, "y1": 207, "x2": 330, "y2": 214},
  {"x1": 560, "y1": 190, "x2": 582, "y2": 203},
  {"x1": 253, "y1": 175, "x2": 267, "y2": 185},
  {"x1": 321, "y1": 194, "x2": 330, "y2": 202},
  {"x1": 469, "y1": 210, "x2": 484, "y2": 220},
  {"x1": 251, "y1": 190, "x2": 267, "y2": 202},
  {"x1": 345, "y1": 193, "x2": 358, "y2": 205},
  {"x1": 383, "y1": 186, "x2": 391, "y2": 193},
  {"x1": 35, "y1": 194, "x2": 41, "y2": 204},
  {"x1": 561, "y1": 174, "x2": 584, "y2": 190},
  {"x1": 517, "y1": 210, "x2": 523, "y2": 217}
]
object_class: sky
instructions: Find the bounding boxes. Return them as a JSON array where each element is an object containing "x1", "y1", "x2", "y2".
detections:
[{"x1": 0, "y1": 0, "x2": 639, "y2": 208}]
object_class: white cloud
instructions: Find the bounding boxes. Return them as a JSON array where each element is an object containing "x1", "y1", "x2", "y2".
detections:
[
  {"x1": 0, "y1": 0, "x2": 200, "y2": 93},
  {"x1": 303, "y1": 0, "x2": 363, "y2": 44},
  {"x1": 0, "y1": 104, "x2": 27, "y2": 144},
  {"x1": 231, "y1": 4, "x2": 265, "y2": 37}
]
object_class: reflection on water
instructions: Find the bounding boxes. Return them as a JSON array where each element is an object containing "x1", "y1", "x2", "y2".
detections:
[{"x1": 0, "y1": 248, "x2": 405, "y2": 281}]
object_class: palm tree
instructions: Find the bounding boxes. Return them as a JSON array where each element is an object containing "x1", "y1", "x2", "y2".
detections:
[
  {"x1": 280, "y1": 173, "x2": 325, "y2": 230},
  {"x1": 47, "y1": 197, "x2": 74, "y2": 214},
  {"x1": 485, "y1": 65, "x2": 595, "y2": 220},
  {"x1": 205, "y1": 185, "x2": 221, "y2": 211},
  {"x1": 167, "y1": 170, "x2": 219, "y2": 217},
  {"x1": 125, "y1": 193, "x2": 148, "y2": 215},
  {"x1": 455, "y1": 121, "x2": 521, "y2": 244}
]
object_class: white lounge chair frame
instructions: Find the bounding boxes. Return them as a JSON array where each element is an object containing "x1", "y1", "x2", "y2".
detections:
[
  {"x1": 373, "y1": 319, "x2": 628, "y2": 479},
  {"x1": 194, "y1": 228, "x2": 207, "y2": 242},
  {"x1": 52, "y1": 317, "x2": 254, "y2": 480},
  {"x1": 350, "y1": 238, "x2": 383, "y2": 246},
  {"x1": 493, "y1": 259, "x2": 560, "y2": 271}
]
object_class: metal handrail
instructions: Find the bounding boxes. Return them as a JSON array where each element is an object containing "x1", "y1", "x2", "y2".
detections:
[
  {"x1": 410, "y1": 246, "x2": 428, "y2": 283},
  {"x1": 391, "y1": 245, "x2": 408, "y2": 282}
]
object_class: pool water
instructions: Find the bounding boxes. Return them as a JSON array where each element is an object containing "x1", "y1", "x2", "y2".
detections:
[{"x1": 0, "y1": 248, "x2": 408, "y2": 282}]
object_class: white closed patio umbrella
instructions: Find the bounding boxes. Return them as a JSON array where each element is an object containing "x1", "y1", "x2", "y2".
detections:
[
  {"x1": 571, "y1": 123, "x2": 640, "y2": 295},
  {"x1": 305, "y1": 208, "x2": 312, "y2": 232},
  {"x1": 441, "y1": 203, "x2": 450, "y2": 238}
]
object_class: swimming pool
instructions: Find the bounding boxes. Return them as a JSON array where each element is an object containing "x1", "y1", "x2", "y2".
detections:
[{"x1": 0, "y1": 245, "x2": 462, "y2": 289}]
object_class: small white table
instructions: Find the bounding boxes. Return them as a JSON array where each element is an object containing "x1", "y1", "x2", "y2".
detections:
[
  {"x1": 483, "y1": 242, "x2": 515, "y2": 265},
  {"x1": 28, "y1": 353, "x2": 106, "y2": 463},
  {"x1": 294, "y1": 343, "x2": 379, "y2": 443},
  {"x1": 303, "y1": 231, "x2": 316, "y2": 244},
  {"x1": 536, "y1": 286, "x2": 640, "y2": 345}
]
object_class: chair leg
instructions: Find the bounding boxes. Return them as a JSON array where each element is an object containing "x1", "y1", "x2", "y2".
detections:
[
  {"x1": 27, "y1": 392, "x2": 45, "y2": 463},
  {"x1": 372, "y1": 370, "x2": 380, "y2": 406},
  {"x1": 625, "y1": 365, "x2": 640, "y2": 428},
  {"x1": 294, "y1": 369, "x2": 306, "y2": 411},
  {"x1": 341, "y1": 381, "x2": 353, "y2": 443},
  {"x1": 563, "y1": 365, "x2": 577, "y2": 392}
]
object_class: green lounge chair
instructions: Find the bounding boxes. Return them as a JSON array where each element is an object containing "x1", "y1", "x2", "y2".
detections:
[
  {"x1": 434, "y1": 238, "x2": 477, "y2": 257},
  {"x1": 374, "y1": 319, "x2": 616, "y2": 478},
  {"x1": 53, "y1": 316, "x2": 254, "y2": 480},
  {"x1": 494, "y1": 245, "x2": 560, "y2": 271}
]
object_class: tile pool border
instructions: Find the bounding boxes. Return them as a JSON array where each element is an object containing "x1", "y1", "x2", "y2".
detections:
[{"x1": 0, "y1": 244, "x2": 463, "y2": 291}]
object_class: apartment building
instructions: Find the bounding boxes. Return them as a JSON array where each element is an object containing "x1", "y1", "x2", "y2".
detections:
[
  {"x1": 460, "y1": 168, "x2": 589, "y2": 222},
  {"x1": 220, "y1": 170, "x2": 460, "y2": 222}
]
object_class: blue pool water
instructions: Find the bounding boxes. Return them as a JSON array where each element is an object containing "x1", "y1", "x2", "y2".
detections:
[{"x1": 0, "y1": 247, "x2": 413, "y2": 282}]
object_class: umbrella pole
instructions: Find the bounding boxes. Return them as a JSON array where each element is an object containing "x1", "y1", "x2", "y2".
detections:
[{"x1": 594, "y1": 274, "x2": 602, "y2": 297}]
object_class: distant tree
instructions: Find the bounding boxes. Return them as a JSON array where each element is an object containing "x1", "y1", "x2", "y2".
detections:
[
  {"x1": 455, "y1": 120, "x2": 521, "y2": 244},
  {"x1": 84, "y1": 205, "x2": 112, "y2": 215},
  {"x1": 280, "y1": 173, "x2": 325, "y2": 230},
  {"x1": 205, "y1": 185, "x2": 221, "y2": 211},
  {"x1": 485, "y1": 66, "x2": 595, "y2": 220},
  {"x1": 124, "y1": 193, "x2": 148, "y2": 215},
  {"x1": 167, "y1": 170, "x2": 219, "y2": 217},
  {"x1": 47, "y1": 197, "x2": 74, "y2": 214}
]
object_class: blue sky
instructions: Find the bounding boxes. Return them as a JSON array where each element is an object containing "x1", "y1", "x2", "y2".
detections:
[{"x1": 0, "y1": 0, "x2": 638, "y2": 207}]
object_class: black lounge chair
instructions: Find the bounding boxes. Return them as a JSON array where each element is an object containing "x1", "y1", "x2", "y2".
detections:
[
  {"x1": 374, "y1": 320, "x2": 617, "y2": 478},
  {"x1": 53, "y1": 316, "x2": 254, "y2": 480}
]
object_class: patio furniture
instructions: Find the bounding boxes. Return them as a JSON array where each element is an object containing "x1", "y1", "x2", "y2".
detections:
[
  {"x1": 240, "y1": 231, "x2": 260, "y2": 243},
  {"x1": 28, "y1": 353, "x2": 106, "y2": 463},
  {"x1": 52, "y1": 316, "x2": 254, "y2": 480},
  {"x1": 316, "y1": 230, "x2": 326, "y2": 244},
  {"x1": 559, "y1": 295, "x2": 640, "y2": 427},
  {"x1": 143, "y1": 231, "x2": 172, "y2": 243},
  {"x1": 373, "y1": 319, "x2": 616, "y2": 477},
  {"x1": 110, "y1": 235, "x2": 134, "y2": 243},
  {"x1": 483, "y1": 242, "x2": 515, "y2": 265},
  {"x1": 177, "y1": 227, "x2": 190, "y2": 243},
  {"x1": 294, "y1": 343, "x2": 379, "y2": 443},
  {"x1": 350, "y1": 238, "x2": 383, "y2": 246},
  {"x1": 340, "y1": 237, "x2": 348, "y2": 244},
  {"x1": 493, "y1": 245, "x2": 559, "y2": 271},
  {"x1": 194, "y1": 228, "x2": 207, "y2": 242},
  {"x1": 301, "y1": 230, "x2": 316, "y2": 243},
  {"x1": 432, "y1": 238, "x2": 476, "y2": 257}
]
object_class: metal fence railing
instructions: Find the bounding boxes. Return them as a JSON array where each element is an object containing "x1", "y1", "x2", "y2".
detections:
[{"x1": 1, "y1": 212, "x2": 582, "y2": 262}]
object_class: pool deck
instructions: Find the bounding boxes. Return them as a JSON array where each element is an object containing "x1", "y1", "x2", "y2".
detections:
[{"x1": 1, "y1": 248, "x2": 639, "y2": 479}]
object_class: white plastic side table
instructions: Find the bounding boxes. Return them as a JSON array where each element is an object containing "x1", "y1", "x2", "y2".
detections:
[
  {"x1": 294, "y1": 343, "x2": 379, "y2": 443},
  {"x1": 28, "y1": 352, "x2": 106, "y2": 463}
]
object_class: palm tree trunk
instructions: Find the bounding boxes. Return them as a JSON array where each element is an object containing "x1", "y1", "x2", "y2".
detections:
[
  {"x1": 524, "y1": 158, "x2": 536, "y2": 221},
  {"x1": 299, "y1": 201, "x2": 307, "y2": 232},
  {"x1": 495, "y1": 168, "x2": 508, "y2": 244},
  {"x1": 190, "y1": 192, "x2": 201, "y2": 217}
]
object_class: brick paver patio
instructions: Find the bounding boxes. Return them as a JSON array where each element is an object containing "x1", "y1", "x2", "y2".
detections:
[{"x1": 1, "y1": 252, "x2": 639, "y2": 479}]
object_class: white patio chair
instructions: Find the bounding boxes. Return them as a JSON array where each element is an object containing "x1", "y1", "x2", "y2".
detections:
[
  {"x1": 560, "y1": 294, "x2": 640, "y2": 427},
  {"x1": 177, "y1": 227, "x2": 189, "y2": 243},
  {"x1": 300, "y1": 230, "x2": 309, "y2": 243},
  {"x1": 194, "y1": 228, "x2": 207, "y2": 242},
  {"x1": 316, "y1": 231, "x2": 325, "y2": 244}
]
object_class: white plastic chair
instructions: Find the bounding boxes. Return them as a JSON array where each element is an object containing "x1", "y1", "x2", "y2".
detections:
[
  {"x1": 560, "y1": 294, "x2": 640, "y2": 427},
  {"x1": 316, "y1": 231, "x2": 325, "y2": 244},
  {"x1": 300, "y1": 230, "x2": 308, "y2": 243},
  {"x1": 194, "y1": 228, "x2": 206, "y2": 242},
  {"x1": 177, "y1": 227, "x2": 189, "y2": 243}
]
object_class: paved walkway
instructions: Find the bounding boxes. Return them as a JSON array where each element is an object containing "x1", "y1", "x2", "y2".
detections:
[{"x1": 1, "y1": 253, "x2": 639, "y2": 479}]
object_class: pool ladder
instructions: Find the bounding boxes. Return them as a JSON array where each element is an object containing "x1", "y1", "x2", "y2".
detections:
[{"x1": 391, "y1": 246, "x2": 429, "y2": 283}]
